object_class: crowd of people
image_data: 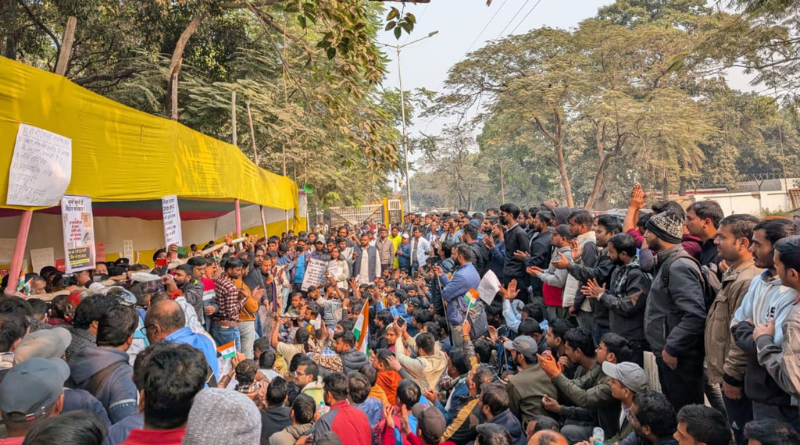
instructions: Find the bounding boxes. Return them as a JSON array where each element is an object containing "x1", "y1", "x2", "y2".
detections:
[{"x1": 1, "y1": 185, "x2": 800, "y2": 445}]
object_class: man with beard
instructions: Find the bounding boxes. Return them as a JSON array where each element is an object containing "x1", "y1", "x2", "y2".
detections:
[
  {"x1": 642, "y1": 211, "x2": 706, "y2": 412},
  {"x1": 582, "y1": 233, "x2": 650, "y2": 367},
  {"x1": 503, "y1": 203, "x2": 531, "y2": 304},
  {"x1": 731, "y1": 219, "x2": 799, "y2": 429},
  {"x1": 703, "y1": 214, "x2": 760, "y2": 444}
]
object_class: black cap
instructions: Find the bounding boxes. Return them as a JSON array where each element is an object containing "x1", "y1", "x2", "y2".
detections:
[{"x1": 548, "y1": 224, "x2": 573, "y2": 239}]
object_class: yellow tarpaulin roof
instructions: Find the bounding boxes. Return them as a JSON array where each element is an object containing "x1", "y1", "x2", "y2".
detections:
[{"x1": 0, "y1": 57, "x2": 298, "y2": 211}]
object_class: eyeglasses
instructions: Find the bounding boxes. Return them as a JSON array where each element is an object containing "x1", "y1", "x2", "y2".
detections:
[{"x1": 139, "y1": 324, "x2": 156, "y2": 336}]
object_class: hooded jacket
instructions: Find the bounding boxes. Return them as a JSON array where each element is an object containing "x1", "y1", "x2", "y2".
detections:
[
  {"x1": 488, "y1": 409, "x2": 526, "y2": 445},
  {"x1": 563, "y1": 231, "x2": 597, "y2": 309},
  {"x1": 68, "y1": 345, "x2": 138, "y2": 424},
  {"x1": 504, "y1": 224, "x2": 530, "y2": 278},
  {"x1": 731, "y1": 270, "x2": 798, "y2": 405},
  {"x1": 598, "y1": 256, "x2": 650, "y2": 343}
]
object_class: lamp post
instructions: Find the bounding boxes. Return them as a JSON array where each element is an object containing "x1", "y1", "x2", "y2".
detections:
[{"x1": 379, "y1": 30, "x2": 439, "y2": 212}]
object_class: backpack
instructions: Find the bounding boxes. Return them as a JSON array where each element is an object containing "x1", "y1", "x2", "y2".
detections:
[{"x1": 659, "y1": 251, "x2": 721, "y2": 312}]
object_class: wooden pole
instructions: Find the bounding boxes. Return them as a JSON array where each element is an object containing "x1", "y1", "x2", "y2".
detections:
[
  {"x1": 246, "y1": 101, "x2": 269, "y2": 238},
  {"x1": 54, "y1": 16, "x2": 77, "y2": 76}
]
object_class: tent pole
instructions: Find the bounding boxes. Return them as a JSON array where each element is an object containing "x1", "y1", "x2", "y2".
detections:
[
  {"x1": 235, "y1": 199, "x2": 242, "y2": 237},
  {"x1": 4, "y1": 211, "x2": 33, "y2": 295}
]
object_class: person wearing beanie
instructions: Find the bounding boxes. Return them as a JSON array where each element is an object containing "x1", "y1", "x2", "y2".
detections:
[
  {"x1": 120, "y1": 343, "x2": 207, "y2": 445},
  {"x1": 183, "y1": 388, "x2": 261, "y2": 445},
  {"x1": 642, "y1": 210, "x2": 707, "y2": 412}
]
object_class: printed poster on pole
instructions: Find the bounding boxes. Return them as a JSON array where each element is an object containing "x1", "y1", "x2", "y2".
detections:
[
  {"x1": 162, "y1": 195, "x2": 183, "y2": 248},
  {"x1": 60, "y1": 195, "x2": 95, "y2": 273}
]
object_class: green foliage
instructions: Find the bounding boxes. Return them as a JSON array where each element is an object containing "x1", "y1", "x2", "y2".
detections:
[{"x1": 1, "y1": 0, "x2": 407, "y2": 208}]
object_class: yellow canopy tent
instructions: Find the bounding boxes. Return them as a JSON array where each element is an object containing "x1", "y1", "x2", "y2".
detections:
[{"x1": 0, "y1": 57, "x2": 303, "y2": 289}]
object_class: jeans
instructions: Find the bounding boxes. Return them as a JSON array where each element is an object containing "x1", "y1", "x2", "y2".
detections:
[
  {"x1": 723, "y1": 389, "x2": 753, "y2": 445},
  {"x1": 576, "y1": 310, "x2": 594, "y2": 331},
  {"x1": 593, "y1": 325, "x2": 610, "y2": 345},
  {"x1": 239, "y1": 320, "x2": 255, "y2": 359},
  {"x1": 211, "y1": 323, "x2": 241, "y2": 352},
  {"x1": 656, "y1": 354, "x2": 704, "y2": 412}
]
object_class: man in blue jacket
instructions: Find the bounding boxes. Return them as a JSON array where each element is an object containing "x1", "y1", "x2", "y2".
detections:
[
  {"x1": 434, "y1": 244, "x2": 480, "y2": 348},
  {"x1": 144, "y1": 299, "x2": 219, "y2": 382}
]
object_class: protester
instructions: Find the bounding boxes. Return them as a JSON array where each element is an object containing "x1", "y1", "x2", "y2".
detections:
[
  {"x1": 643, "y1": 210, "x2": 707, "y2": 411},
  {"x1": 504, "y1": 336, "x2": 557, "y2": 427},
  {"x1": 260, "y1": 376, "x2": 292, "y2": 442},
  {"x1": 313, "y1": 372, "x2": 371, "y2": 445},
  {"x1": 0, "y1": 358, "x2": 68, "y2": 444},
  {"x1": 270, "y1": 394, "x2": 315, "y2": 445},
  {"x1": 502, "y1": 204, "x2": 531, "y2": 303},
  {"x1": 673, "y1": 405, "x2": 730, "y2": 445},
  {"x1": 743, "y1": 419, "x2": 799, "y2": 445},
  {"x1": 731, "y1": 219, "x2": 799, "y2": 429},
  {"x1": 212, "y1": 258, "x2": 248, "y2": 352},
  {"x1": 69, "y1": 304, "x2": 139, "y2": 424}
]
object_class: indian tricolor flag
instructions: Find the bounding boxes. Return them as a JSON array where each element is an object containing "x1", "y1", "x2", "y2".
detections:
[
  {"x1": 16, "y1": 274, "x2": 32, "y2": 295},
  {"x1": 217, "y1": 341, "x2": 236, "y2": 360},
  {"x1": 353, "y1": 302, "x2": 369, "y2": 355}
]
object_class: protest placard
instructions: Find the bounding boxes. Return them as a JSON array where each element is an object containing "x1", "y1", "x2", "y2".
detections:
[
  {"x1": 30, "y1": 248, "x2": 55, "y2": 274},
  {"x1": 60, "y1": 195, "x2": 95, "y2": 273},
  {"x1": 162, "y1": 195, "x2": 183, "y2": 247},
  {"x1": 6, "y1": 124, "x2": 72, "y2": 207}
]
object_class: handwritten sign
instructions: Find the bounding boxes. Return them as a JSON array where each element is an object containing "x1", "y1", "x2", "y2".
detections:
[
  {"x1": 0, "y1": 239, "x2": 15, "y2": 264},
  {"x1": 162, "y1": 195, "x2": 183, "y2": 247},
  {"x1": 301, "y1": 258, "x2": 338, "y2": 291},
  {"x1": 60, "y1": 195, "x2": 95, "y2": 273},
  {"x1": 123, "y1": 240, "x2": 134, "y2": 261},
  {"x1": 95, "y1": 242, "x2": 106, "y2": 263},
  {"x1": 30, "y1": 248, "x2": 55, "y2": 274},
  {"x1": 6, "y1": 124, "x2": 72, "y2": 206}
]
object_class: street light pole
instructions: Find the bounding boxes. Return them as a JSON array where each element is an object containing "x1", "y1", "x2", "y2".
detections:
[{"x1": 381, "y1": 31, "x2": 439, "y2": 213}]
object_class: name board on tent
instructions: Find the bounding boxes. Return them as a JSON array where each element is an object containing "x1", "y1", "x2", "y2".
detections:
[
  {"x1": 301, "y1": 258, "x2": 338, "y2": 291},
  {"x1": 6, "y1": 124, "x2": 72, "y2": 207},
  {"x1": 60, "y1": 195, "x2": 95, "y2": 273},
  {"x1": 162, "y1": 195, "x2": 183, "y2": 247},
  {"x1": 30, "y1": 248, "x2": 55, "y2": 274}
]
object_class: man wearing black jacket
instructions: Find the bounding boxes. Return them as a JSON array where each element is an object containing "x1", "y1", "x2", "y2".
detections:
[
  {"x1": 463, "y1": 224, "x2": 490, "y2": 278},
  {"x1": 502, "y1": 203, "x2": 531, "y2": 303},
  {"x1": 523, "y1": 211, "x2": 554, "y2": 303}
]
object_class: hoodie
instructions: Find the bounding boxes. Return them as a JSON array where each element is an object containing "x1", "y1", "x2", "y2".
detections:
[
  {"x1": 269, "y1": 424, "x2": 314, "y2": 445},
  {"x1": 68, "y1": 346, "x2": 138, "y2": 424},
  {"x1": 731, "y1": 270, "x2": 798, "y2": 405},
  {"x1": 488, "y1": 409, "x2": 526, "y2": 445}
]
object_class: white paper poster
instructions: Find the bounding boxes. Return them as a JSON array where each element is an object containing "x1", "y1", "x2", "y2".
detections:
[
  {"x1": 60, "y1": 195, "x2": 95, "y2": 273},
  {"x1": 477, "y1": 270, "x2": 501, "y2": 306},
  {"x1": 162, "y1": 195, "x2": 183, "y2": 247},
  {"x1": 123, "y1": 240, "x2": 134, "y2": 261},
  {"x1": 30, "y1": 248, "x2": 55, "y2": 274},
  {"x1": 301, "y1": 258, "x2": 334, "y2": 291},
  {"x1": 0, "y1": 238, "x2": 15, "y2": 264},
  {"x1": 6, "y1": 124, "x2": 72, "y2": 207}
]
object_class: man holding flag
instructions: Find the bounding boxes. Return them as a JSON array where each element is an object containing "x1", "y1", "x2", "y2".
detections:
[{"x1": 434, "y1": 244, "x2": 480, "y2": 348}]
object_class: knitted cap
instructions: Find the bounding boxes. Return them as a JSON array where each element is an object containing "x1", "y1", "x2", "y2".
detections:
[
  {"x1": 645, "y1": 211, "x2": 684, "y2": 244},
  {"x1": 182, "y1": 388, "x2": 261, "y2": 445}
]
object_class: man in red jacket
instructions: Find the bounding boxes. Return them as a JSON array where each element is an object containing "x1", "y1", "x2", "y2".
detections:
[{"x1": 313, "y1": 372, "x2": 371, "y2": 445}]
